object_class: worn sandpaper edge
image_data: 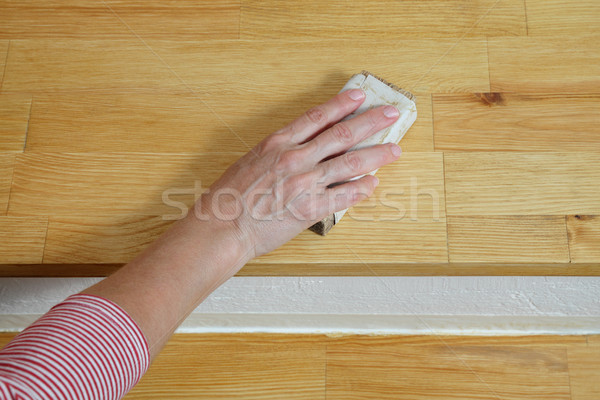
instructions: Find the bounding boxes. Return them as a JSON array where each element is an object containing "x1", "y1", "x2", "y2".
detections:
[
  {"x1": 360, "y1": 70, "x2": 417, "y2": 103},
  {"x1": 308, "y1": 71, "x2": 416, "y2": 236}
]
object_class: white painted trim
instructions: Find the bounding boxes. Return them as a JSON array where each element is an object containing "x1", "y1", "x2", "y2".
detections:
[{"x1": 1, "y1": 277, "x2": 599, "y2": 335}]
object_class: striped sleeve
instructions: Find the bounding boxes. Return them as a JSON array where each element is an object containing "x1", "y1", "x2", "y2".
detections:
[{"x1": 0, "y1": 294, "x2": 150, "y2": 400}]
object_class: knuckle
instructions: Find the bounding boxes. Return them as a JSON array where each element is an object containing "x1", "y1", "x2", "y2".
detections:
[
  {"x1": 331, "y1": 123, "x2": 353, "y2": 143},
  {"x1": 292, "y1": 172, "x2": 314, "y2": 189},
  {"x1": 306, "y1": 106, "x2": 327, "y2": 125},
  {"x1": 286, "y1": 174, "x2": 304, "y2": 189},
  {"x1": 257, "y1": 134, "x2": 283, "y2": 156},
  {"x1": 276, "y1": 149, "x2": 303, "y2": 171},
  {"x1": 344, "y1": 152, "x2": 362, "y2": 172}
]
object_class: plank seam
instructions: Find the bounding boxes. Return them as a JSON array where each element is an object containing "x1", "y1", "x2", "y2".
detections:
[
  {"x1": 565, "y1": 215, "x2": 572, "y2": 263},
  {"x1": 441, "y1": 151, "x2": 450, "y2": 263},
  {"x1": 237, "y1": 0, "x2": 241, "y2": 39},
  {"x1": 0, "y1": 40, "x2": 10, "y2": 91},
  {"x1": 565, "y1": 346, "x2": 574, "y2": 400},
  {"x1": 22, "y1": 96, "x2": 33, "y2": 151},
  {"x1": 485, "y1": 36, "x2": 492, "y2": 93},
  {"x1": 523, "y1": 0, "x2": 529, "y2": 36},
  {"x1": 4, "y1": 154, "x2": 16, "y2": 216},
  {"x1": 324, "y1": 343, "x2": 328, "y2": 400},
  {"x1": 40, "y1": 217, "x2": 50, "y2": 264}
]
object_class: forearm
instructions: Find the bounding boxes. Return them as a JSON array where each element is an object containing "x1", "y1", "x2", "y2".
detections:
[{"x1": 82, "y1": 211, "x2": 250, "y2": 360}]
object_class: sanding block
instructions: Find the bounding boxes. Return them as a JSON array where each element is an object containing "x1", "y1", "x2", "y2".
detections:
[{"x1": 309, "y1": 71, "x2": 417, "y2": 235}]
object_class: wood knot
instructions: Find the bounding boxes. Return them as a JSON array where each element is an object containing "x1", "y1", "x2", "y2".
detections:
[
  {"x1": 573, "y1": 215, "x2": 592, "y2": 221},
  {"x1": 474, "y1": 92, "x2": 504, "y2": 107}
]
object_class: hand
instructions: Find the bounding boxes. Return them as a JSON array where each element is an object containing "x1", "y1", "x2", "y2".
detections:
[{"x1": 193, "y1": 89, "x2": 402, "y2": 263}]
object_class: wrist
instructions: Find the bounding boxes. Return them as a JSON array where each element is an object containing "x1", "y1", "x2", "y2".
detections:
[{"x1": 184, "y1": 201, "x2": 254, "y2": 275}]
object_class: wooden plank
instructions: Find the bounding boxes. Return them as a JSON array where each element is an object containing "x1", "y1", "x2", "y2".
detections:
[
  {"x1": 43, "y1": 216, "x2": 171, "y2": 264},
  {"x1": 327, "y1": 337, "x2": 571, "y2": 399},
  {"x1": 448, "y1": 216, "x2": 569, "y2": 263},
  {"x1": 444, "y1": 153, "x2": 600, "y2": 215},
  {"x1": 433, "y1": 93, "x2": 600, "y2": 152},
  {"x1": 9, "y1": 152, "x2": 235, "y2": 216},
  {"x1": 1, "y1": 333, "x2": 597, "y2": 399},
  {"x1": 0, "y1": 0, "x2": 239, "y2": 39},
  {"x1": 257, "y1": 222, "x2": 447, "y2": 264},
  {"x1": 9, "y1": 152, "x2": 444, "y2": 217},
  {"x1": 0, "y1": 154, "x2": 15, "y2": 214},
  {"x1": 567, "y1": 215, "x2": 600, "y2": 263},
  {"x1": 567, "y1": 339, "x2": 600, "y2": 400},
  {"x1": 3, "y1": 40, "x2": 182, "y2": 91},
  {"x1": 2, "y1": 263, "x2": 600, "y2": 277},
  {"x1": 125, "y1": 334, "x2": 326, "y2": 400},
  {"x1": 0, "y1": 94, "x2": 32, "y2": 152},
  {"x1": 3, "y1": 39, "x2": 489, "y2": 93},
  {"x1": 11, "y1": 153, "x2": 446, "y2": 264},
  {"x1": 24, "y1": 90, "x2": 433, "y2": 153},
  {"x1": 258, "y1": 153, "x2": 447, "y2": 264},
  {"x1": 526, "y1": 0, "x2": 600, "y2": 36},
  {"x1": 328, "y1": 335, "x2": 587, "y2": 347},
  {"x1": 488, "y1": 36, "x2": 600, "y2": 94},
  {"x1": 241, "y1": 0, "x2": 526, "y2": 38},
  {"x1": 0, "y1": 217, "x2": 47, "y2": 264}
]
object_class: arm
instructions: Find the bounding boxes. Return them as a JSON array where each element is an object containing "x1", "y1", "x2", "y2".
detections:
[
  {"x1": 0, "y1": 89, "x2": 401, "y2": 398},
  {"x1": 83, "y1": 88, "x2": 401, "y2": 360}
]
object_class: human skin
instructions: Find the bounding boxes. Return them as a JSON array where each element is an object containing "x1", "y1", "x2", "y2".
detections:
[{"x1": 83, "y1": 88, "x2": 402, "y2": 360}]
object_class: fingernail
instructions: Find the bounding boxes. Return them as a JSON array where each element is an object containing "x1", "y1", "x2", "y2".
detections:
[
  {"x1": 347, "y1": 89, "x2": 365, "y2": 101},
  {"x1": 373, "y1": 176, "x2": 380, "y2": 186},
  {"x1": 383, "y1": 106, "x2": 399, "y2": 118},
  {"x1": 391, "y1": 144, "x2": 402, "y2": 157}
]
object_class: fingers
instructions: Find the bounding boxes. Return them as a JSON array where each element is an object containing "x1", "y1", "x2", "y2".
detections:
[
  {"x1": 318, "y1": 143, "x2": 402, "y2": 187},
  {"x1": 285, "y1": 89, "x2": 366, "y2": 144},
  {"x1": 314, "y1": 174, "x2": 380, "y2": 218},
  {"x1": 303, "y1": 105, "x2": 399, "y2": 164}
]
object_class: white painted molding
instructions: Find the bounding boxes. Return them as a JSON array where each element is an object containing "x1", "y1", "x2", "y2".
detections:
[{"x1": 1, "y1": 277, "x2": 599, "y2": 335}]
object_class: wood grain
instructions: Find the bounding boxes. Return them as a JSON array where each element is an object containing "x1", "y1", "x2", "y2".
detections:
[
  {"x1": 259, "y1": 153, "x2": 447, "y2": 264},
  {"x1": 9, "y1": 152, "x2": 235, "y2": 216},
  {"x1": 0, "y1": 0, "x2": 240, "y2": 39},
  {"x1": 0, "y1": 217, "x2": 47, "y2": 264},
  {"x1": 444, "y1": 153, "x2": 600, "y2": 215},
  {"x1": 2, "y1": 39, "x2": 489, "y2": 93},
  {"x1": 24, "y1": 90, "x2": 433, "y2": 153},
  {"x1": 43, "y1": 215, "x2": 171, "y2": 264},
  {"x1": 327, "y1": 337, "x2": 571, "y2": 399},
  {"x1": 567, "y1": 339, "x2": 600, "y2": 400},
  {"x1": 9, "y1": 152, "x2": 444, "y2": 216},
  {"x1": 433, "y1": 93, "x2": 600, "y2": 152},
  {"x1": 526, "y1": 0, "x2": 600, "y2": 36},
  {"x1": 488, "y1": 36, "x2": 600, "y2": 94},
  {"x1": 567, "y1": 215, "x2": 600, "y2": 263},
  {"x1": 0, "y1": 154, "x2": 15, "y2": 214},
  {"x1": 14, "y1": 153, "x2": 447, "y2": 265},
  {"x1": 240, "y1": 0, "x2": 526, "y2": 38},
  {"x1": 3, "y1": 40, "x2": 183, "y2": 91},
  {"x1": 0, "y1": 94, "x2": 32, "y2": 152},
  {"x1": 125, "y1": 334, "x2": 326, "y2": 400},
  {"x1": 0, "y1": 333, "x2": 597, "y2": 399},
  {"x1": 447, "y1": 216, "x2": 569, "y2": 263}
]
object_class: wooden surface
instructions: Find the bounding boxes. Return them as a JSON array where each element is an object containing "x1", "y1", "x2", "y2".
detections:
[
  {"x1": 0, "y1": 0, "x2": 599, "y2": 276},
  {"x1": 1, "y1": 333, "x2": 598, "y2": 399}
]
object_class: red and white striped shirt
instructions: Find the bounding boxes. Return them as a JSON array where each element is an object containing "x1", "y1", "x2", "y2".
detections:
[{"x1": 0, "y1": 294, "x2": 150, "y2": 399}]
